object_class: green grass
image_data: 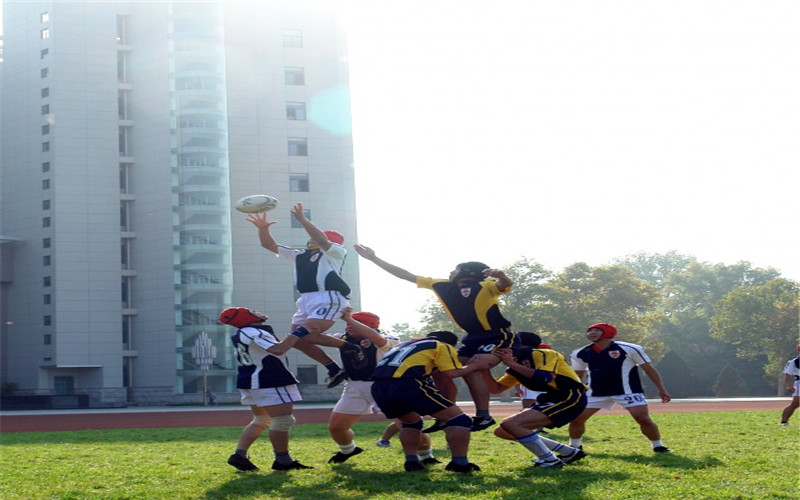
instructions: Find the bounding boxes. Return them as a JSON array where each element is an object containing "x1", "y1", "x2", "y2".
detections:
[{"x1": 1, "y1": 411, "x2": 798, "y2": 500}]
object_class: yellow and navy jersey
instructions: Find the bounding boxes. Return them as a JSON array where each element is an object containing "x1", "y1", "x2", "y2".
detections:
[
  {"x1": 371, "y1": 338, "x2": 462, "y2": 380},
  {"x1": 497, "y1": 348, "x2": 585, "y2": 394},
  {"x1": 416, "y1": 277, "x2": 511, "y2": 333}
]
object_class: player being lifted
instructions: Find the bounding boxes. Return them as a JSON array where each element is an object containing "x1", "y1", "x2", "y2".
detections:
[
  {"x1": 247, "y1": 203, "x2": 365, "y2": 387},
  {"x1": 354, "y1": 244, "x2": 517, "y2": 432}
]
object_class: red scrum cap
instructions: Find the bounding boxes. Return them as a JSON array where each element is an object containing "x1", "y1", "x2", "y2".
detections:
[
  {"x1": 219, "y1": 307, "x2": 267, "y2": 328},
  {"x1": 587, "y1": 323, "x2": 617, "y2": 339},
  {"x1": 324, "y1": 230, "x2": 344, "y2": 245},
  {"x1": 352, "y1": 311, "x2": 380, "y2": 329}
]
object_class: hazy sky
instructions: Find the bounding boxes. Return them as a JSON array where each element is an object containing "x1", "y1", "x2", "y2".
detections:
[{"x1": 339, "y1": 0, "x2": 800, "y2": 328}]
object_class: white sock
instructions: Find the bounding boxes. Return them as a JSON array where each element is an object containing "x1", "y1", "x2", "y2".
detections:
[
  {"x1": 518, "y1": 433, "x2": 558, "y2": 461},
  {"x1": 651, "y1": 440, "x2": 663, "y2": 448},
  {"x1": 339, "y1": 442, "x2": 356, "y2": 454},
  {"x1": 417, "y1": 449, "x2": 433, "y2": 460},
  {"x1": 569, "y1": 437, "x2": 583, "y2": 448},
  {"x1": 540, "y1": 436, "x2": 577, "y2": 456}
]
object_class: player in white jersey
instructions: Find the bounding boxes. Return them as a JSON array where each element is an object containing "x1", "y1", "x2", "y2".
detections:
[
  {"x1": 779, "y1": 345, "x2": 800, "y2": 426},
  {"x1": 568, "y1": 323, "x2": 672, "y2": 453},
  {"x1": 324, "y1": 309, "x2": 404, "y2": 464},
  {"x1": 246, "y1": 202, "x2": 365, "y2": 388},
  {"x1": 220, "y1": 306, "x2": 314, "y2": 472}
]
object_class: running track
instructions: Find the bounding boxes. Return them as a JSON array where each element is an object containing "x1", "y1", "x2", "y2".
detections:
[{"x1": 0, "y1": 398, "x2": 787, "y2": 433}]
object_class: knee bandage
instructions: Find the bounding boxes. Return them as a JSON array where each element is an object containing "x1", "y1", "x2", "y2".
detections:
[
  {"x1": 402, "y1": 419, "x2": 424, "y2": 430},
  {"x1": 446, "y1": 413, "x2": 473, "y2": 429},
  {"x1": 250, "y1": 414, "x2": 271, "y2": 428},
  {"x1": 270, "y1": 414, "x2": 296, "y2": 432}
]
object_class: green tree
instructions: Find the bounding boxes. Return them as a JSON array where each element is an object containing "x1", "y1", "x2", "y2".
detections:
[
  {"x1": 710, "y1": 278, "x2": 800, "y2": 394},
  {"x1": 643, "y1": 350, "x2": 700, "y2": 398},
  {"x1": 712, "y1": 365, "x2": 749, "y2": 397}
]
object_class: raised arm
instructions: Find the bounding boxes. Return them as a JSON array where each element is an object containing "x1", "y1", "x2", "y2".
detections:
[
  {"x1": 353, "y1": 244, "x2": 418, "y2": 283},
  {"x1": 245, "y1": 212, "x2": 279, "y2": 254},
  {"x1": 291, "y1": 202, "x2": 332, "y2": 250},
  {"x1": 483, "y1": 268, "x2": 513, "y2": 292},
  {"x1": 341, "y1": 308, "x2": 387, "y2": 347}
]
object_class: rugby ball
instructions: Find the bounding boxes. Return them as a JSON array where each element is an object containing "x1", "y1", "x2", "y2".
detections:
[{"x1": 234, "y1": 194, "x2": 278, "y2": 213}]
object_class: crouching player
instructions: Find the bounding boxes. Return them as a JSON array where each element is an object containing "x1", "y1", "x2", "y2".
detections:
[
  {"x1": 220, "y1": 306, "x2": 313, "y2": 472},
  {"x1": 482, "y1": 346, "x2": 588, "y2": 469},
  {"x1": 370, "y1": 331, "x2": 490, "y2": 473}
]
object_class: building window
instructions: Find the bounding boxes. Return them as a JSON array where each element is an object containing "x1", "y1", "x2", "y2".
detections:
[
  {"x1": 284, "y1": 29, "x2": 303, "y2": 48},
  {"x1": 44, "y1": 334, "x2": 52, "y2": 345},
  {"x1": 42, "y1": 162, "x2": 50, "y2": 172},
  {"x1": 43, "y1": 200, "x2": 50, "y2": 210},
  {"x1": 42, "y1": 142, "x2": 50, "y2": 152},
  {"x1": 43, "y1": 276, "x2": 51, "y2": 287},
  {"x1": 296, "y1": 365, "x2": 318, "y2": 384},
  {"x1": 43, "y1": 256, "x2": 51, "y2": 266},
  {"x1": 41, "y1": 29, "x2": 50, "y2": 39},
  {"x1": 44, "y1": 294, "x2": 51, "y2": 304},
  {"x1": 42, "y1": 104, "x2": 50, "y2": 114},
  {"x1": 285, "y1": 67, "x2": 305, "y2": 85},
  {"x1": 44, "y1": 315, "x2": 52, "y2": 326},
  {"x1": 43, "y1": 179, "x2": 50, "y2": 190},
  {"x1": 290, "y1": 173, "x2": 309, "y2": 192},
  {"x1": 42, "y1": 124, "x2": 50, "y2": 135},
  {"x1": 41, "y1": 68, "x2": 49, "y2": 78},
  {"x1": 41, "y1": 87, "x2": 49, "y2": 98},
  {"x1": 42, "y1": 217, "x2": 51, "y2": 228},
  {"x1": 41, "y1": 48, "x2": 49, "y2": 59},
  {"x1": 43, "y1": 238, "x2": 51, "y2": 248},
  {"x1": 286, "y1": 102, "x2": 306, "y2": 120},
  {"x1": 291, "y1": 209, "x2": 311, "y2": 228},
  {"x1": 288, "y1": 138, "x2": 308, "y2": 156},
  {"x1": 41, "y1": 12, "x2": 50, "y2": 23}
]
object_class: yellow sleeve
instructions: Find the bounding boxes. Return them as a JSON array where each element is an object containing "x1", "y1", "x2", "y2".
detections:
[
  {"x1": 496, "y1": 372, "x2": 519, "y2": 389},
  {"x1": 532, "y1": 349, "x2": 564, "y2": 372},
  {"x1": 434, "y1": 343, "x2": 463, "y2": 372},
  {"x1": 416, "y1": 276, "x2": 445, "y2": 290}
]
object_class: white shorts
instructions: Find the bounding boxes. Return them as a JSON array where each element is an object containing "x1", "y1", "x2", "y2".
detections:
[
  {"x1": 332, "y1": 380, "x2": 379, "y2": 415},
  {"x1": 586, "y1": 393, "x2": 648, "y2": 410},
  {"x1": 793, "y1": 380, "x2": 800, "y2": 398},
  {"x1": 239, "y1": 385, "x2": 302, "y2": 407},
  {"x1": 520, "y1": 387, "x2": 544, "y2": 401},
  {"x1": 291, "y1": 291, "x2": 350, "y2": 324}
]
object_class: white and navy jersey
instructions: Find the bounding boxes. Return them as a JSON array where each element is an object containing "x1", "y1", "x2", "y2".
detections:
[
  {"x1": 230, "y1": 325, "x2": 298, "y2": 389},
  {"x1": 570, "y1": 341, "x2": 652, "y2": 397},
  {"x1": 277, "y1": 243, "x2": 350, "y2": 296},
  {"x1": 331, "y1": 331, "x2": 399, "y2": 381},
  {"x1": 784, "y1": 357, "x2": 800, "y2": 381}
]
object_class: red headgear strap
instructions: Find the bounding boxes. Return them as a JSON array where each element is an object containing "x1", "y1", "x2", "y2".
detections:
[
  {"x1": 588, "y1": 323, "x2": 617, "y2": 339},
  {"x1": 219, "y1": 307, "x2": 267, "y2": 328},
  {"x1": 324, "y1": 230, "x2": 344, "y2": 245},
  {"x1": 352, "y1": 311, "x2": 380, "y2": 329}
]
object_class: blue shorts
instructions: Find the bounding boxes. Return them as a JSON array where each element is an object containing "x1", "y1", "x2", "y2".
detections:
[
  {"x1": 370, "y1": 377, "x2": 454, "y2": 419},
  {"x1": 457, "y1": 327, "x2": 519, "y2": 358},
  {"x1": 528, "y1": 388, "x2": 587, "y2": 428}
]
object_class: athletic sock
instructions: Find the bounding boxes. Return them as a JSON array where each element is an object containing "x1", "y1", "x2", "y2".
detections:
[
  {"x1": 405, "y1": 455, "x2": 420, "y2": 463},
  {"x1": 518, "y1": 432, "x2": 557, "y2": 461},
  {"x1": 339, "y1": 442, "x2": 356, "y2": 454},
  {"x1": 451, "y1": 456, "x2": 469, "y2": 465},
  {"x1": 475, "y1": 409, "x2": 491, "y2": 418},
  {"x1": 324, "y1": 362, "x2": 341, "y2": 376},
  {"x1": 417, "y1": 449, "x2": 433, "y2": 460},
  {"x1": 274, "y1": 450, "x2": 294, "y2": 465},
  {"x1": 651, "y1": 439, "x2": 664, "y2": 449},
  {"x1": 539, "y1": 436, "x2": 574, "y2": 455},
  {"x1": 235, "y1": 448, "x2": 248, "y2": 458},
  {"x1": 569, "y1": 437, "x2": 583, "y2": 448}
]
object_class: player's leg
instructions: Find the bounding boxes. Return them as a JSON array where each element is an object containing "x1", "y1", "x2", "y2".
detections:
[
  {"x1": 377, "y1": 420, "x2": 400, "y2": 446},
  {"x1": 627, "y1": 404, "x2": 668, "y2": 452},
  {"x1": 500, "y1": 408, "x2": 562, "y2": 467},
  {"x1": 266, "y1": 402, "x2": 313, "y2": 470},
  {"x1": 421, "y1": 371, "x2": 456, "y2": 433},
  {"x1": 327, "y1": 411, "x2": 365, "y2": 463},
  {"x1": 568, "y1": 407, "x2": 600, "y2": 448},
  {"x1": 431, "y1": 406, "x2": 479, "y2": 472},
  {"x1": 459, "y1": 352, "x2": 501, "y2": 431},
  {"x1": 780, "y1": 396, "x2": 799, "y2": 424},
  {"x1": 228, "y1": 404, "x2": 270, "y2": 471}
]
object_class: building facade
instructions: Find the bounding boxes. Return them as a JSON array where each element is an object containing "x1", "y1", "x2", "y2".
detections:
[{"x1": 0, "y1": 1, "x2": 359, "y2": 407}]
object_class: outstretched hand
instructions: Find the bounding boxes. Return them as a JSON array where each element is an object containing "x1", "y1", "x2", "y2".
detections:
[
  {"x1": 245, "y1": 211, "x2": 276, "y2": 229},
  {"x1": 290, "y1": 202, "x2": 306, "y2": 221},
  {"x1": 353, "y1": 244, "x2": 376, "y2": 260}
]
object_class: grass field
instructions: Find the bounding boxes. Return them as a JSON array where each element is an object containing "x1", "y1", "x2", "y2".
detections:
[{"x1": 1, "y1": 410, "x2": 798, "y2": 500}]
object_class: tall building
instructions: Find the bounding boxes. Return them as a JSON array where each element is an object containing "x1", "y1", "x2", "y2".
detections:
[{"x1": 0, "y1": 1, "x2": 359, "y2": 406}]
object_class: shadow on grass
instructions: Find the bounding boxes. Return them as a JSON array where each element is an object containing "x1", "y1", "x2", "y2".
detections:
[
  {"x1": 204, "y1": 464, "x2": 632, "y2": 500},
  {"x1": 596, "y1": 451, "x2": 724, "y2": 470}
]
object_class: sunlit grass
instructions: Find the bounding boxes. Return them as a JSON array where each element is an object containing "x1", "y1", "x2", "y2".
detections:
[{"x1": 1, "y1": 411, "x2": 798, "y2": 500}]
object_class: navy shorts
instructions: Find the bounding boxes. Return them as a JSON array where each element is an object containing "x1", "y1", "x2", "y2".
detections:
[
  {"x1": 457, "y1": 327, "x2": 520, "y2": 358},
  {"x1": 528, "y1": 388, "x2": 587, "y2": 428},
  {"x1": 371, "y1": 377, "x2": 454, "y2": 419}
]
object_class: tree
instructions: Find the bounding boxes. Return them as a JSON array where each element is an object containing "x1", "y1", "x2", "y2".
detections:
[
  {"x1": 643, "y1": 350, "x2": 700, "y2": 398},
  {"x1": 710, "y1": 278, "x2": 800, "y2": 393},
  {"x1": 712, "y1": 365, "x2": 749, "y2": 397}
]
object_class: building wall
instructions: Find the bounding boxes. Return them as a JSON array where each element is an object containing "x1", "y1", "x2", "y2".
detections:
[{"x1": 1, "y1": 1, "x2": 359, "y2": 405}]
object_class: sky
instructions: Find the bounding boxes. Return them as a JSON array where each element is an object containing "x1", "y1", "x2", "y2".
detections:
[{"x1": 338, "y1": 0, "x2": 800, "y2": 328}]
